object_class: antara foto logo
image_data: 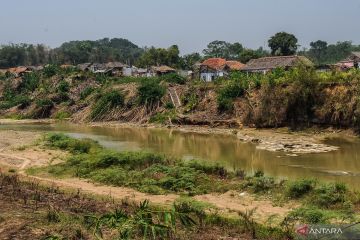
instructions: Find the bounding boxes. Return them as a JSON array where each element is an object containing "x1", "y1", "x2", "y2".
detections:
[{"x1": 296, "y1": 225, "x2": 309, "y2": 236}]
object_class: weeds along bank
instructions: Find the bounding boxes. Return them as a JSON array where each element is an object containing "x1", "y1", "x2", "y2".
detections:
[
  {"x1": 19, "y1": 133, "x2": 360, "y2": 239},
  {"x1": 1, "y1": 64, "x2": 360, "y2": 129}
]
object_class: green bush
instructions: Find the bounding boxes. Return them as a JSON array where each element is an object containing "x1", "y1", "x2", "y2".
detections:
[
  {"x1": 44, "y1": 133, "x2": 99, "y2": 154},
  {"x1": 311, "y1": 183, "x2": 348, "y2": 208},
  {"x1": 288, "y1": 207, "x2": 327, "y2": 224},
  {"x1": 43, "y1": 64, "x2": 60, "y2": 78},
  {"x1": 0, "y1": 95, "x2": 31, "y2": 110},
  {"x1": 90, "y1": 90, "x2": 124, "y2": 120},
  {"x1": 149, "y1": 110, "x2": 177, "y2": 124},
  {"x1": 21, "y1": 72, "x2": 40, "y2": 92},
  {"x1": 165, "y1": 102, "x2": 174, "y2": 109},
  {"x1": 160, "y1": 73, "x2": 186, "y2": 84},
  {"x1": 244, "y1": 172, "x2": 275, "y2": 193},
  {"x1": 217, "y1": 78, "x2": 247, "y2": 112},
  {"x1": 57, "y1": 81, "x2": 70, "y2": 93},
  {"x1": 286, "y1": 179, "x2": 315, "y2": 199},
  {"x1": 137, "y1": 79, "x2": 166, "y2": 106},
  {"x1": 80, "y1": 87, "x2": 95, "y2": 100},
  {"x1": 54, "y1": 111, "x2": 71, "y2": 120}
]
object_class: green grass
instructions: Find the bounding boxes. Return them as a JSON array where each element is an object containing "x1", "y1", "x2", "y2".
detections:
[{"x1": 39, "y1": 133, "x2": 237, "y2": 195}]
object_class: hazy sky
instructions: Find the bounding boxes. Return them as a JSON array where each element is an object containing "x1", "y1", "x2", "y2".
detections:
[{"x1": 1, "y1": 0, "x2": 359, "y2": 54}]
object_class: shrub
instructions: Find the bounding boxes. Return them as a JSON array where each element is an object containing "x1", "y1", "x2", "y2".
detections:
[
  {"x1": 149, "y1": 110, "x2": 177, "y2": 124},
  {"x1": 311, "y1": 183, "x2": 348, "y2": 208},
  {"x1": 57, "y1": 81, "x2": 70, "y2": 93},
  {"x1": 137, "y1": 79, "x2": 166, "y2": 106},
  {"x1": 186, "y1": 161, "x2": 228, "y2": 178},
  {"x1": 286, "y1": 179, "x2": 315, "y2": 199},
  {"x1": 54, "y1": 111, "x2": 71, "y2": 120},
  {"x1": 43, "y1": 64, "x2": 60, "y2": 78},
  {"x1": 165, "y1": 102, "x2": 174, "y2": 109},
  {"x1": 160, "y1": 73, "x2": 186, "y2": 84},
  {"x1": 288, "y1": 207, "x2": 327, "y2": 224},
  {"x1": 21, "y1": 72, "x2": 40, "y2": 92},
  {"x1": 217, "y1": 78, "x2": 247, "y2": 112},
  {"x1": 44, "y1": 133, "x2": 99, "y2": 154},
  {"x1": 80, "y1": 87, "x2": 95, "y2": 100},
  {"x1": 0, "y1": 95, "x2": 31, "y2": 110},
  {"x1": 244, "y1": 172, "x2": 275, "y2": 193},
  {"x1": 90, "y1": 90, "x2": 124, "y2": 120}
]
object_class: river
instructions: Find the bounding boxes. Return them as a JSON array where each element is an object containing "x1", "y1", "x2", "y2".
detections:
[{"x1": 1, "y1": 122, "x2": 360, "y2": 189}]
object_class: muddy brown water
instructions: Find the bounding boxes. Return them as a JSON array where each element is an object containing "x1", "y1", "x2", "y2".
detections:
[{"x1": 1, "y1": 123, "x2": 360, "y2": 189}]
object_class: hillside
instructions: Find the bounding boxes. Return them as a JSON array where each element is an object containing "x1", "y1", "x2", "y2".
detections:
[{"x1": 1, "y1": 65, "x2": 360, "y2": 130}]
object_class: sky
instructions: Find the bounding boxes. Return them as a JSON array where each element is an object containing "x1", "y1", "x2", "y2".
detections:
[{"x1": 1, "y1": 0, "x2": 359, "y2": 54}]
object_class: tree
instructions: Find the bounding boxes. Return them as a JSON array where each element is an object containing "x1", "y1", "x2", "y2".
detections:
[
  {"x1": 203, "y1": 41, "x2": 244, "y2": 60},
  {"x1": 181, "y1": 53, "x2": 202, "y2": 70},
  {"x1": 239, "y1": 48, "x2": 268, "y2": 63},
  {"x1": 136, "y1": 45, "x2": 181, "y2": 68},
  {"x1": 268, "y1": 32, "x2": 298, "y2": 56},
  {"x1": 308, "y1": 40, "x2": 328, "y2": 64}
]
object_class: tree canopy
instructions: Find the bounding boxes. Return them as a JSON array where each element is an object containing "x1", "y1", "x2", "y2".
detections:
[
  {"x1": 301, "y1": 41, "x2": 360, "y2": 65},
  {"x1": 136, "y1": 45, "x2": 181, "y2": 68},
  {"x1": 268, "y1": 32, "x2": 298, "y2": 56}
]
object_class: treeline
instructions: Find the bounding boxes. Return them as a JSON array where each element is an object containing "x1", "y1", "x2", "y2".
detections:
[
  {"x1": 301, "y1": 40, "x2": 360, "y2": 65},
  {"x1": 0, "y1": 33, "x2": 360, "y2": 69},
  {"x1": 0, "y1": 38, "x2": 143, "y2": 68}
]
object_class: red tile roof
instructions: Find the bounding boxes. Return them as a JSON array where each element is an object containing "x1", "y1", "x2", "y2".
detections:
[
  {"x1": 201, "y1": 58, "x2": 244, "y2": 71},
  {"x1": 201, "y1": 58, "x2": 227, "y2": 70},
  {"x1": 7, "y1": 66, "x2": 30, "y2": 74},
  {"x1": 225, "y1": 61, "x2": 245, "y2": 70}
]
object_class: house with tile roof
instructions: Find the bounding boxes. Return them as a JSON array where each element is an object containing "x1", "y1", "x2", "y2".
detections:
[
  {"x1": 336, "y1": 52, "x2": 360, "y2": 69},
  {"x1": 200, "y1": 58, "x2": 244, "y2": 82},
  {"x1": 242, "y1": 56, "x2": 313, "y2": 74}
]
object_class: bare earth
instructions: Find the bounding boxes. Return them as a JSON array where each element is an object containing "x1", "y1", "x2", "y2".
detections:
[{"x1": 0, "y1": 128, "x2": 298, "y2": 223}]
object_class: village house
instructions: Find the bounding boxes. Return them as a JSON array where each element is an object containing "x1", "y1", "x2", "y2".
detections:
[
  {"x1": 77, "y1": 63, "x2": 92, "y2": 72},
  {"x1": 151, "y1": 65, "x2": 176, "y2": 76},
  {"x1": 199, "y1": 58, "x2": 245, "y2": 82},
  {"x1": 6, "y1": 66, "x2": 32, "y2": 77},
  {"x1": 242, "y1": 55, "x2": 313, "y2": 74},
  {"x1": 76, "y1": 62, "x2": 130, "y2": 76},
  {"x1": 336, "y1": 52, "x2": 360, "y2": 70}
]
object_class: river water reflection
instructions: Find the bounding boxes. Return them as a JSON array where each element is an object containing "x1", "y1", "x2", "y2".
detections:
[{"x1": 1, "y1": 123, "x2": 360, "y2": 189}]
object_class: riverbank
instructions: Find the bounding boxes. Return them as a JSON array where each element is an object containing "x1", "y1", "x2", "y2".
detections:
[
  {"x1": 0, "y1": 126, "x2": 359, "y2": 239},
  {"x1": 0, "y1": 129, "x2": 297, "y2": 222}
]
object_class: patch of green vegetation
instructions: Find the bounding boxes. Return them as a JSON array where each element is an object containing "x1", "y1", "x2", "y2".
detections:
[
  {"x1": 285, "y1": 179, "x2": 315, "y2": 199},
  {"x1": 90, "y1": 90, "x2": 124, "y2": 120},
  {"x1": 309, "y1": 182, "x2": 348, "y2": 209},
  {"x1": 286, "y1": 207, "x2": 328, "y2": 224},
  {"x1": 80, "y1": 86, "x2": 95, "y2": 100},
  {"x1": 149, "y1": 110, "x2": 177, "y2": 124},
  {"x1": 21, "y1": 72, "x2": 40, "y2": 92},
  {"x1": 217, "y1": 78, "x2": 247, "y2": 112},
  {"x1": 0, "y1": 95, "x2": 31, "y2": 110},
  {"x1": 44, "y1": 133, "x2": 100, "y2": 154},
  {"x1": 182, "y1": 91, "x2": 198, "y2": 113},
  {"x1": 137, "y1": 79, "x2": 166, "y2": 106},
  {"x1": 43, "y1": 64, "x2": 60, "y2": 78},
  {"x1": 160, "y1": 73, "x2": 186, "y2": 84},
  {"x1": 242, "y1": 171, "x2": 276, "y2": 193},
  {"x1": 38, "y1": 134, "x2": 236, "y2": 195},
  {"x1": 53, "y1": 111, "x2": 71, "y2": 120},
  {"x1": 57, "y1": 80, "x2": 70, "y2": 93}
]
